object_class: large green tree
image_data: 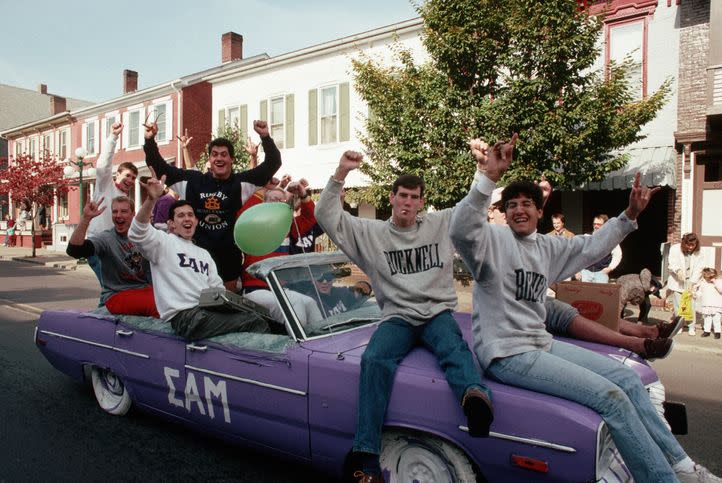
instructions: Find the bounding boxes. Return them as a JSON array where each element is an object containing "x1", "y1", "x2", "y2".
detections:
[{"x1": 353, "y1": 0, "x2": 671, "y2": 209}]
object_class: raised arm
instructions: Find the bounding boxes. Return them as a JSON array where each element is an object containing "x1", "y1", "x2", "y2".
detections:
[
  {"x1": 66, "y1": 197, "x2": 106, "y2": 259},
  {"x1": 143, "y1": 122, "x2": 189, "y2": 186},
  {"x1": 237, "y1": 120, "x2": 282, "y2": 186},
  {"x1": 245, "y1": 136, "x2": 259, "y2": 169},
  {"x1": 136, "y1": 171, "x2": 166, "y2": 224},
  {"x1": 178, "y1": 128, "x2": 195, "y2": 170},
  {"x1": 315, "y1": 151, "x2": 367, "y2": 261},
  {"x1": 93, "y1": 123, "x2": 122, "y2": 197}
]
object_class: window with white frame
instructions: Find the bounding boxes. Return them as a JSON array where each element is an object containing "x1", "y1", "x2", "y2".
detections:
[
  {"x1": 42, "y1": 133, "x2": 52, "y2": 157},
  {"x1": 320, "y1": 86, "x2": 338, "y2": 144},
  {"x1": 150, "y1": 100, "x2": 172, "y2": 143},
  {"x1": 105, "y1": 114, "x2": 118, "y2": 138},
  {"x1": 15, "y1": 140, "x2": 23, "y2": 158},
  {"x1": 228, "y1": 106, "x2": 240, "y2": 128},
  {"x1": 29, "y1": 138, "x2": 37, "y2": 160},
  {"x1": 607, "y1": 20, "x2": 645, "y2": 101},
  {"x1": 58, "y1": 190, "x2": 68, "y2": 220},
  {"x1": 126, "y1": 109, "x2": 143, "y2": 148},
  {"x1": 83, "y1": 120, "x2": 98, "y2": 155},
  {"x1": 270, "y1": 97, "x2": 285, "y2": 149},
  {"x1": 58, "y1": 130, "x2": 68, "y2": 160}
]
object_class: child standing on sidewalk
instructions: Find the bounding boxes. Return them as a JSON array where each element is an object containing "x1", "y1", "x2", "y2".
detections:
[{"x1": 695, "y1": 268, "x2": 722, "y2": 339}]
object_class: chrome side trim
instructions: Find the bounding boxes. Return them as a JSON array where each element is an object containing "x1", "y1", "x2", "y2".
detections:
[
  {"x1": 458, "y1": 426, "x2": 577, "y2": 453},
  {"x1": 186, "y1": 364, "x2": 306, "y2": 396},
  {"x1": 39, "y1": 329, "x2": 150, "y2": 359}
]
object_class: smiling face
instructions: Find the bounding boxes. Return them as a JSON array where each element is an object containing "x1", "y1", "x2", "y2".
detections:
[
  {"x1": 552, "y1": 217, "x2": 565, "y2": 232},
  {"x1": 208, "y1": 145, "x2": 233, "y2": 180},
  {"x1": 313, "y1": 272, "x2": 335, "y2": 295},
  {"x1": 504, "y1": 195, "x2": 542, "y2": 236},
  {"x1": 111, "y1": 200, "x2": 134, "y2": 235},
  {"x1": 114, "y1": 169, "x2": 137, "y2": 194},
  {"x1": 167, "y1": 203, "x2": 198, "y2": 240},
  {"x1": 389, "y1": 186, "x2": 424, "y2": 228}
]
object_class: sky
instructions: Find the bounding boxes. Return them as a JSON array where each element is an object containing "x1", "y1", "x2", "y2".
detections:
[{"x1": 0, "y1": 0, "x2": 419, "y2": 103}]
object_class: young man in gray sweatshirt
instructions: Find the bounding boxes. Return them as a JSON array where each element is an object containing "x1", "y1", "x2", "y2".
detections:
[
  {"x1": 315, "y1": 151, "x2": 493, "y2": 483},
  {"x1": 450, "y1": 137, "x2": 719, "y2": 483}
]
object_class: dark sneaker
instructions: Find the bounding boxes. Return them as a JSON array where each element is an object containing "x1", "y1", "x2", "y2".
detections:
[
  {"x1": 701, "y1": 332, "x2": 711, "y2": 338},
  {"x1": 353, "y1": 470, "x2": 385, "y2": 483},
  {"x1": 642, "y1": 338, "x2": 674, "y2": 361},
  {"x1": 462, "y1": 387, "x2": 494, "y2": 437},
  {"x1": 657, "y1": 316, "x2": 684, "y2": 339},
  {"x1": 716, "y1": 333, "x2": 721, "y2": 339}
]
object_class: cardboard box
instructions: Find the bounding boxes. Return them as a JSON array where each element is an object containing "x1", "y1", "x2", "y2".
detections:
[{"x1": 555, "y1": 281, "x2": 621, "y2": 331}]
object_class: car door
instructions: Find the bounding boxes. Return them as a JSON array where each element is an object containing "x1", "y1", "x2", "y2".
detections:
[
  {"x1": 184, "y1": 334, "x2": 312, "y2": 459},
  {"x1": 114, "y1": 321, "x2": 188, "y2": 421}
]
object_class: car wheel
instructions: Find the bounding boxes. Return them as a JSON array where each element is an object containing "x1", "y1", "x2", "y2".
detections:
[
  {"x1": 91, "y1": 366, "x2": 131, "y2": 416},
  {"x1": 380, "y1": 429, "x2": 477, "y2": 483}
]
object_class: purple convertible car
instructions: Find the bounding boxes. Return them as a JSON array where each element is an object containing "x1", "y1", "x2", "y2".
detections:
[{"x1": 35, "y1": 252, "x2": 684, "y2": 482}]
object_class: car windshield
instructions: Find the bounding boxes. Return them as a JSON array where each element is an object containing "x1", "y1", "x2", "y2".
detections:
[{"x1": 273, "y1": 261, "x2": 380, "y2": 337}]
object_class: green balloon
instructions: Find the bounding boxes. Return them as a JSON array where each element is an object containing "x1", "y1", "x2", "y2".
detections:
[{"x1": 234, "y1": 202, "x2": 293, "y2": 256}]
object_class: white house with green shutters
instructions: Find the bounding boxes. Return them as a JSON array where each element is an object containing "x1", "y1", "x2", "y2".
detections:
[{"x1": 205, "y1": 18, "x2": 425, "y2": 218}]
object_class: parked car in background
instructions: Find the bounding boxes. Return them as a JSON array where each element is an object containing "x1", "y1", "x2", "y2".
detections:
[{"x1": 35, "y1": 252, "x2": 685, "y2": 482}]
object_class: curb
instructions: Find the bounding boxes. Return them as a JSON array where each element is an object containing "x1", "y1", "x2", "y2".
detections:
[{"x1": 2, "y1": 256, "x2": 77, "y2": 270}]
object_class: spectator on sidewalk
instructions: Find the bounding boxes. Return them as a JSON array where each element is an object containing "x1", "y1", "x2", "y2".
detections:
[
  {"x1": 4, "y1": 215, "x2": 16, "y2": 247},
  {"x1": 575, "y1": 214, "x2": 622, "y2": 283},
  {"x1": 128, "y1": 173, "x2": 269, "y2": 341},
  {"x1": 547, "y1": 213, "x2": 574, "y2": 239},
  {"x1": 66, "y1": 196, "x2": 158, "y2": 318},
  {"x1": 667, "y1": 232, "x2": 705, "y2": 336},
  {"x1": 695, "y1": 268, "x2": 722, "y2": 339}
]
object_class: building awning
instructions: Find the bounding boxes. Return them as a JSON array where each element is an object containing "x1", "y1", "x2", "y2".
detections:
[{"x1": 579, "y1": 146, "x2": 676, "y2": 190}]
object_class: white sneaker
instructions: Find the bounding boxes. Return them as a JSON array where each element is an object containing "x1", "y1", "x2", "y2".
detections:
[
  {"x1": 676, "y1": 463, "x2": 722, "y2": 483},
  {"x1": 689, "y1": 326, "x2": 696, "y2": 336}
]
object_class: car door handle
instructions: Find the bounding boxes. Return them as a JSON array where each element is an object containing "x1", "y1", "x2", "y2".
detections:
[
  {"x1": 116, "y1": 330, "x2": 134, "y2": 336},
  {"x1": 187, "y1": 343, "x2": 208, "y2": 352}
]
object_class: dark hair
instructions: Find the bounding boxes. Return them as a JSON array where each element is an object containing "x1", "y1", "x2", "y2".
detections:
[
  {"x1": 501, "y1": 181, "x2": 543, "y2": 210},
  {"x1": 551, "y1": 213, "x2": 566, "y2": 223},
  {"x1": 117, "y1": 162, "x2": 138, "y2": 176},
  {"x1": 593, "y1": 214, "x2": 609, "y2": 223},
  {"x1": 702, "y1": 267, "x2": 718, "y2": 279},
  {"x1": 168, "y1": 200, "x2": 194, "y2": 220},
  {"x1": 681, "y1": 232, "x2": 700, "y2": 253},
  {"x1": 208, "y1": 138, "x2": 235, "y2": 159},
  {"x1": 392, "y1": 174, "x2": 425, "y2": 198}
]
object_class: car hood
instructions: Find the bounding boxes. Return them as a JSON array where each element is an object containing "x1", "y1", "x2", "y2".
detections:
[{"x1": 300, "y1": 311, "x2": 660, "y2": 385}]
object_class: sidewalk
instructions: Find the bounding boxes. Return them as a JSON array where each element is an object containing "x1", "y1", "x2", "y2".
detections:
[{"x1": 0, "y1": 245, "x2": 84, "y2": 271}]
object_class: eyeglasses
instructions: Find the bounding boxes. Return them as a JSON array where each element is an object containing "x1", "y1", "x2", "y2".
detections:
[
  {"x1": 505, "y1": 200, "x2": 536, "y2": 210},
  {"x1": 316, "y1": 274, "x2": 334, "y2": 283}
]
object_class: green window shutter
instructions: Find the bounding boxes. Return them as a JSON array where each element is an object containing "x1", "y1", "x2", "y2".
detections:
[
  {"x1": 260, "y1": 100, "x2": 268, "y2": 123},
  {"x1": 339, "y1": 82, "x2": 350, "y2": 142},
  {"x1": 285, "y1": 94, "x2": 294, "y2": 149},
  {"x1": 217, "y1": 109, "x2": 226, "y2": 134},
  {"x1": 240, "y1": 104, "x2": 248, "y2": 140},
  {"x1": 308, "y1": 89, "x2": 318, "y2": 146}
]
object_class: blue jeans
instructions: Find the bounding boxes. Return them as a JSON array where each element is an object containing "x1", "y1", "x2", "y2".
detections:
[
  {"x1": 352, "y1": 311, "x2": 490, "y2": 455},
  {"x1": 486, "y1": 340, "x2": 686, "y2": 483},
  {"x1": 580, "y1": 269, "x2": 609, "y2": 283}
]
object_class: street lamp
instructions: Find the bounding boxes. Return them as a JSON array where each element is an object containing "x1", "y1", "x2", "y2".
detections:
[{"x1": 63, "y1": 147, "x2": 94, "y2": 217}]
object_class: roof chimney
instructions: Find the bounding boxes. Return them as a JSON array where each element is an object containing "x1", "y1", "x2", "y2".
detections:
[
  {"x1": 50, "y1": 95, "x2": 67, "y2": 115},
  {"x1": 222, "y1": 32, "x2": 243, "y2": 63},
  {"x1": 38, "y1": 84, "x2": 48, "y2": 94},
  {"x1": 123, "y1": 69, "x2": 138, "y2": 94}
]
